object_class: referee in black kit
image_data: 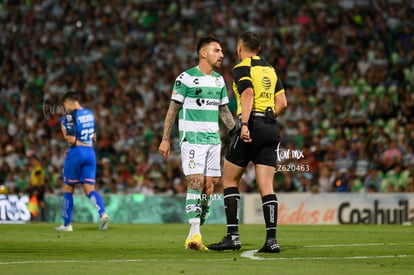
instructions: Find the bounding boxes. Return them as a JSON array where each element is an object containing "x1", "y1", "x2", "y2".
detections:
[{"x1": 208, "y1": 31, "x2": 287, "y2": 253}]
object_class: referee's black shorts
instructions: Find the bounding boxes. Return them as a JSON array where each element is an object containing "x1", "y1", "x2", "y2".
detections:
[{"x1": 226, "y1": 115, "x2": 281, "y2": 168}]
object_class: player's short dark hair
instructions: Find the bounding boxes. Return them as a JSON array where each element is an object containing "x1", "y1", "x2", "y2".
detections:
[
  {"x1": 62, "y1": 91, "x2": 80, "y2": 103},
  {"x1": 196, "y1": 36, "x2": 220, "y2": 55},
  {"x1": 239, "y1": 31, "x2": 261, "y2": 54}
]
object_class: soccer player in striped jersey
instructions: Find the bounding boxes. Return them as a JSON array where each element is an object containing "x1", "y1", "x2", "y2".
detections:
[{"x1": 159, "y1": 37, "x2": 235, "y2": 250}]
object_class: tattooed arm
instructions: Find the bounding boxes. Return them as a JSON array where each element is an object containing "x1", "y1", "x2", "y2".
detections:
[
  {"x1": 218, "y1": 105, "x2": 236, "y2": 130},
  {"x1": 159, "y1": 100, "x2": 181, "y2": 159}
]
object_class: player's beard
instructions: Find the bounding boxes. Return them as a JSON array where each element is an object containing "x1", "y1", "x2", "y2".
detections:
[{"x1": 213, "y1": 59, "x2": 223, "y2": 70}]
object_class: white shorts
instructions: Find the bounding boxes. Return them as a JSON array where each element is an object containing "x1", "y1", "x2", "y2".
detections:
[{"x1": 181, "y1": 142, "x2": 221, "y2": 177}]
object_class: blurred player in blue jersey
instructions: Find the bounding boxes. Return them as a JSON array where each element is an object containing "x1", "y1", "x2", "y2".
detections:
[{"x1": 55, "y1": 91, "x2": 110, "y2": 231}]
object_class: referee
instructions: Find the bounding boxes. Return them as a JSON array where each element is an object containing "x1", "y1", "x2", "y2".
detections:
[{"x1": 208, "y1": 31, "x2": 287, "y2": 253}]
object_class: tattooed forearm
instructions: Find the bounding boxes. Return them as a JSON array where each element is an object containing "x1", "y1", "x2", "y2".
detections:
[
  {"x1": 162, "y1": 100, "x2": 181, "y2": 140},
  {"x1": 186, "y1": 174, "x2": 204, "y2": 192},
  {"x1": 219, "y1": 105, "x2": 236, "y2": 130}
]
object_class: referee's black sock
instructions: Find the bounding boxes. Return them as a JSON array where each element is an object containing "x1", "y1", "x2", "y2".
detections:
[
  {"x1": 224, "y1": 187, "x2": 241, "y2": 236},
  {"x1": 262, "y1": 194, "x2": 278, "y2": 240}
]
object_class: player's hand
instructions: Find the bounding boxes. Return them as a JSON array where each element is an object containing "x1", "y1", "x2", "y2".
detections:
[
  {"x1": 241, "y1": 125, "x2": 252, "y2": 143},
  {"x1": 159, "y1": 140, "x2": 170, "y2": 159}
]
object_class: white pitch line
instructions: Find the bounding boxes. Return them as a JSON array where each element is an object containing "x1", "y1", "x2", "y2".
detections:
[
  {"x1": 2, "y1": 243, "x2": 414, "y2": 265},
  {"x1": 0, "y1": 258, "x2": 231, "y2": 265},
  {"x1": 241, "y1": 242, "x2": 414, "y2": 260},
  {"x1": 1, "y1": 254, "x2": 414, "y2": 265},
  {"x1": 0, "y1": 259, "x2": 144, "y2": 265},
  {"x1": 239, "y1": 250, "x2": 263, "y2": 260},
  {"x1": 240, "y1": 251, "x2": 414, "y2": 261},
  {"x1": 240, "y1": 250, "x2": 263, "y2": 260},
  {"x1": 303, "y1": 242, "x2": 414, "y2": 248}
]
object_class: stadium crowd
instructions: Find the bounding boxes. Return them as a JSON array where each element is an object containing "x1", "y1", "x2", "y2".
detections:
[{"x1": 0, "y1": 0, "x2": 414, "y2": 201}]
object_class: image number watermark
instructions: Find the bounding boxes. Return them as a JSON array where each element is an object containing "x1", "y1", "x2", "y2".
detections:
[{"x1": 276, "y1": 164, "x2": 310, "y2": 172}]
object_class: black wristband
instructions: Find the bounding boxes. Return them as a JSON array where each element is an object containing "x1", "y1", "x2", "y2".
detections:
[{"x1": 241, "y1": 122, "x2": 248, "y2": 127}]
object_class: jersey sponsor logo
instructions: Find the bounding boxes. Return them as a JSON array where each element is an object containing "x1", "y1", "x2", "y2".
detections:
[
  {"x1": 196, "y1": 99, "x2": 205, "y2": 107},
  {"x1": 196, "y1": 99, "x2": 219, "y2": 107},
  {"x1": 262, "y1": 76, "x2": 272, "y2": 90},
  {"x1": 193, "y1": 78, "x2": 199, "y2": 85},
  {"x1": 78, "y1": 114, "x2": 94, "y2": 123},
  {"x1": 195, "y1": 88, "x2": 202, "y2": 95},
  {"x1": 206, "y1": 100, "x2": 219, "y2": 106},
  {"x1": 175, "y1": 80, "x2": 182, "y2": 87},
  {"x1": 207, "y1": 90, "x2": 221, "y2": 96},
  {"x1": 259, "y1": 92, "x2": 272, "y2": 98}
]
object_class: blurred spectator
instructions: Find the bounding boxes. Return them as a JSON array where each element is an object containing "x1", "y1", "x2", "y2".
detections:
[
  {"x1": 363, "y1": 165, "x2": 383, "y2": 193},
  {"x1": 318, "y1": 164, "x2": 335, "y2": 193},
  {"x1": 334, "y1": 149, "x2": 354, "y2": 172},
  {"x1": 137, "y1": 174, "x2": 156, "y2": 196},
  {"x1": 354, "y1": 144, "x2": 371, "y2": 179},
  {"x1": 332, "y1": 169, "x2": 350, "y2": 193},
  {"x1": 0, "y1": 0, "x2": 413, "y2": 197},
  {"x1": 381, "y1": 138, "x2": 403, "y2": 171},
  {"x1": 28, "y1": 155, "x2": 47, "y2": 221},
  {"x1": 381, "y1": 162, "x2": 410, "y2": 192},
  {"x1": 4, "y1": 145, "x2": 18, "y2": 169},
  {"x1": 297, "y1": 172, "x2": 313, "y2": 193},
  {"x1": 402, "y1": 144, "x2": 414, "y2": 168},
  {"x1": 347, "y1": 100, "x2": 368, "y2": 128},
  {"x1": 275, "y1": 173, "x2": 298, "y2": 193}
]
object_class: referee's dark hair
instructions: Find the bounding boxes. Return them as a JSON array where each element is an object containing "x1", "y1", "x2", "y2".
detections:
[
  {"x1": 239, "y1": 31, "x2": 261, "y2": 54},
  {"x1": 62, "y1": 90, "x2": 80, "y2": 103},
  {"x1": 196, "y1": 36, "x2": 220, "y2": 55}
]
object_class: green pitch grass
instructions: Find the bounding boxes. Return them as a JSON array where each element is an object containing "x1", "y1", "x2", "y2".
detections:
[{"x1": 0, "y1": 223, "x2": 413, "y2": 275}]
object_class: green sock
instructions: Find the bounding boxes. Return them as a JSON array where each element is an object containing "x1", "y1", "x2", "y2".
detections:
[{"x1": 185, "y1": 189, "x2": 202, "y2": 222}]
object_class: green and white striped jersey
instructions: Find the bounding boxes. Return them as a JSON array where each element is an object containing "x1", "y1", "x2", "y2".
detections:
[{"x1": 171, "y1": 66, "x2": 229, "y2": 145}]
